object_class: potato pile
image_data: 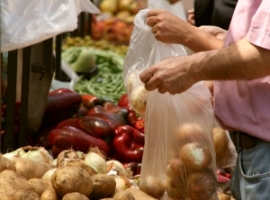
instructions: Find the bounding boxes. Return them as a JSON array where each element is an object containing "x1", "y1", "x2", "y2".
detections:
[{"x1": 0, "y1": 147, "x2": 153, "y2": 200}]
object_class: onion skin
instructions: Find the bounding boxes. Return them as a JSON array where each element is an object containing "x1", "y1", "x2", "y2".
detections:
[
  {"x1": 179, "y1": 143, "x2": 212, "y2": 170},
  {"x1": 166, "y1": 158, "x2": 191, "y2": 182},
  {"x1": 177, "y1": 123, "x2": 208, "y2": 146},
  {"x1": 139, "y1": 176, "x2": 165, "y2": 199},
  {"x1": 186, "y1": 170, "x2": 217, "y2": 200},
  {"x1": 166, "y1": 176, "x2": 187, "y2": 200}
]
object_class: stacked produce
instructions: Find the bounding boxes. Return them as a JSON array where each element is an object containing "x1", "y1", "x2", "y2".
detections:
[
  {"x1": 61, "y1": 45, "x2": 126, "y2": 103},
  {"x1": 0, "y1": 146, "x2": 157, "y2": 200},
  {"x1": 35, "y1": 89, "x2": 145, "y2": 175},
  {"x1": 91, "y1": 0, "x2": 147, "y2": 45},
  {"x1": 62, "y1": 36, "x2": 128, "y2": 57}
]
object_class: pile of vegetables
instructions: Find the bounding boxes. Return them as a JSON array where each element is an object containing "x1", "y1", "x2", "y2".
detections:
[
  {"x1": 62, "y1": 36, "x2": 128, "y2": 57},
  {"x1": 0, "y1": 146, "x2": 158, "y2": 200},
  {"x1": 35, "y1": 89, "x2": 145, "y2": 176},
  {"x1": 62, "y1": 46, "x2": 126, "y2": 103},
  {"x1": 0, "y1": 87, "x2": 234, "y2": 199}
]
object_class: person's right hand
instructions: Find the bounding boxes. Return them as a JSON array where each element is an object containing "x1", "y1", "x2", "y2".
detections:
[
  {"x1": 199, "y1": 26, "x2": 228, "y2": 41},
  {"x1": 146, "y1": 9, "x2": 191, "y2": 44}
]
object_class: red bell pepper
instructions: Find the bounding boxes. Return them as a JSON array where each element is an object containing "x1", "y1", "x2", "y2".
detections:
[
  {"x1": 134, "y1": 119, "x2": 145, "y2": 133},
  {"x1": 56, "y1": 108, "x2": 127, "y2": 139},
  {"x1": 127, "y1": 106, "x2": 139, "y2": 126},
  {"x1": 49, "y1": 126, "x2": 110, "y2": 157},
  {"x1": 81, "y1": 94, "x2": 106, "y2": 110},
  {"x1": 40, "y1": 88, "x2": 82, "y2": 130},
  {"x1": 118, "y1": 93, "x2": 129, "y2": 109},
  {"x1": 113, "y1": 125, "x2": 144, "y2": 163},
  {"x1": 103, "y1": 102, "x2": 128, "y2": 120}
]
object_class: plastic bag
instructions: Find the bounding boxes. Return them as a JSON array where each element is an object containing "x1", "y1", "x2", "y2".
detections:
[
  {"x1": 1, "y1": 0, "x2": 100, "y2": 52},
  {"x1": 212, "y1": 126, "x2": 237, "y2": 169},
  {"x1": 124, "y1": 9, "x2": 218, "y2": 200}
]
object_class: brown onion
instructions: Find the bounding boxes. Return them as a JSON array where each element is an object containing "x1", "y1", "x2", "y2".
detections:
[
  {"x1": 166, "y1": 158, "x2": 191, "y2": 182},
  {"x1": 179, "y1": 143, "x2": 211, "y2": 170},
  {"x1": 186, "y1": 170, "x2": 217, "y2": 200},
  {"x1": 177, "y1": 123, "x2": 208, "y2": 146},
  {"x1": 139, "y1": 176, "x2": 165, "y2": 199}
]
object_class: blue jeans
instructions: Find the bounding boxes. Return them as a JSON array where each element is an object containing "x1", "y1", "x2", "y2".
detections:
[{"x1": 230, "y1": 142, "x2": 270, "y2": 200}]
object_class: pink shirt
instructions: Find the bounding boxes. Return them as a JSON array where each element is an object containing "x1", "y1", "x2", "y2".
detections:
[{"x1": 214, "y1": 0, "x2": 270, "y2": 141}]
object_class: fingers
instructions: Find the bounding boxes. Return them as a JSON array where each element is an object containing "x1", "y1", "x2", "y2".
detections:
[
  {"x1": 140, "y1": 68, "x2": 160, "y2": 91},
  {"x1": 146, "y1": 16, "x2": 157, "y2": 27},
  {"x1": 146, "y1": 9, "x2": 166, "y2": 27},
  {"x1": 147, "y1": 9, "x2": 164, "y2": 17}
]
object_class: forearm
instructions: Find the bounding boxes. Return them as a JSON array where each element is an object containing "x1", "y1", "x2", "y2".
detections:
[
  {"x1": 182, "y1": 25, "x2": 224, "y2": 52},
  {"x1": 191, "y1": 38, "x2": 270, "y2": 81}
]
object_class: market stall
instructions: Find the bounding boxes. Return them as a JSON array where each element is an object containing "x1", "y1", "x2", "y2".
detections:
[{"x1": 0, "y1": 0, "x2": 236, "y2": 199}]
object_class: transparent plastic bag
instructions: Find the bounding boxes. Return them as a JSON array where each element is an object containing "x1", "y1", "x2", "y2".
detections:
[
  {"x1": 1, "y1": 0, "x2": 100, "y2": 52},
  {"x1": 124, "y1": 9, "x2": 218, "y2": 200},
  {"x1": 212, "y1": 125, "x2": 237, "y2": 169}
]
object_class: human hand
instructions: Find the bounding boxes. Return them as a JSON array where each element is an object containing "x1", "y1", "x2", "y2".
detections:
[
  {"x1": 146, "y1": 9, "x2": 190, "y2": 44},
  {"x1": 187, "y1": 9, "x2": 195, "y2": 25},
  {"x1": 139, "y1": 56, "x2": 200, "y2": 94},
  {"x1": 199, "y1": 26, "x2": 228, "y2": 41}
]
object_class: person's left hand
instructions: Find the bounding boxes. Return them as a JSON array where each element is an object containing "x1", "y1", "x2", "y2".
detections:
[
  {"x1": 139, "y1": 56, "x2": 200, "y2": 94},
  {"x1": 146, "y1": 9, "x2": 190, "y2": 44}
]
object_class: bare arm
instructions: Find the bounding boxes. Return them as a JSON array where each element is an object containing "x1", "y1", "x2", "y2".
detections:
[
  {"x1": 146, "y1": 9, "x2": 224, "y2": 52},
  {"x1": 140, "y1": 38, "x2": 270, "y2": 94},
  {"x1": 195, "y1": 38, "x2": 270, "y2": 81}
]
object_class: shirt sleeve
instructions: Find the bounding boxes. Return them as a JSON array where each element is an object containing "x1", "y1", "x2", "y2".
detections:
[{"x1": 246, "y1": 0, "x2": 270, "y2": 50}]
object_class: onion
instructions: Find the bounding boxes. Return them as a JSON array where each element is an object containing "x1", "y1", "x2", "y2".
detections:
[
  {"x1": 41, "y1": 168, "x2": 57, "y2": 181},
  {"x1": 166, "y1": 158, "x2": 189, "y2": 179},
  {"x1": 179, "y1": 143, "x2": 211, "y2": 170},
  {"x1": 112, "y1": 175, "x2": 132, "y2": 194},
  {"x1": 129, "y1": 85, "x2": 147, "y2": 116},
  {"x1": 84, "y1": 148, "x2": 107, "y2": 174},
  {"x1": 3, "y1": 147, "x2": 26, "y2": 160},
  {"x1": 177, "y1": 123, "x2": 207, "y2": 146},
  {"x1": 57, "y1": 149, "x2": 79, "y2": 167},
  {"x1": 166, "y1": 178, "x2": 186, "y2": 200},
  {"x1": 106, "y1": 160, "x2": 128, "y2": 177},
  {"x1": 139, "y1": 176, "x2": 165, "y2": 199},
  {"x1": 186, "y1": 170, "x2": 217, "y2": 200},
  {"x1": 21, "y1": 146, "x2": 53, "y2": 164}
]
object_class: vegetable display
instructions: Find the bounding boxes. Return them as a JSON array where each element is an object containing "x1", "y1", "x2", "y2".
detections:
[{"x1": 62, "y1": 46, "x2": 126, "y2": 103}]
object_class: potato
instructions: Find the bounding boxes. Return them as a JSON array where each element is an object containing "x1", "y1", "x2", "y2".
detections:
[
  {"x1": 212, "y1": 127, "x2": 228, "y2": 157},
  {"x1": 90, "y1": 174, "x2": 116, "y2": 199},
  {"x1": 28, "y1": 178, "x2": 50, "y2": 196},
  {"x1": 186, "y1": 170, "x2": 217, "y2": 200},
  {"x1": 114, "y1": 190, "x2": 135, "y2": 200},
  {"x1": 126, "y1": 188, "x2": 158, "y2": 200},
  {"x1": 0, "y1": 170, "x2": 32, "y2": 191},
  {"x1": 62, "y1": 192, "x2": 89, "y2": 200},
  {"x1": 51, "y1": 166, "x2": 93, "y2": 197},
  {"x1": 59, "y1": 159, "x2": 96, "y2": 176},
  {"x1": 12, "y1": 158, "x2": 52, "y2": 180},
  {"x1": 179, "y1": 143, "x2": 212, "y2": 170},
  {"x1": 0, "y1": 155, "x2": 15, "y2": 173},
  {"x1": 139, "y1": 176, "x2": 165, "y2": 199},
  {"x1": 41, "y1": 187, "x2": 61, "y2": 200},
  {"x1": 10, "y1": 190, "x2": 39, "y2": 200}
]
